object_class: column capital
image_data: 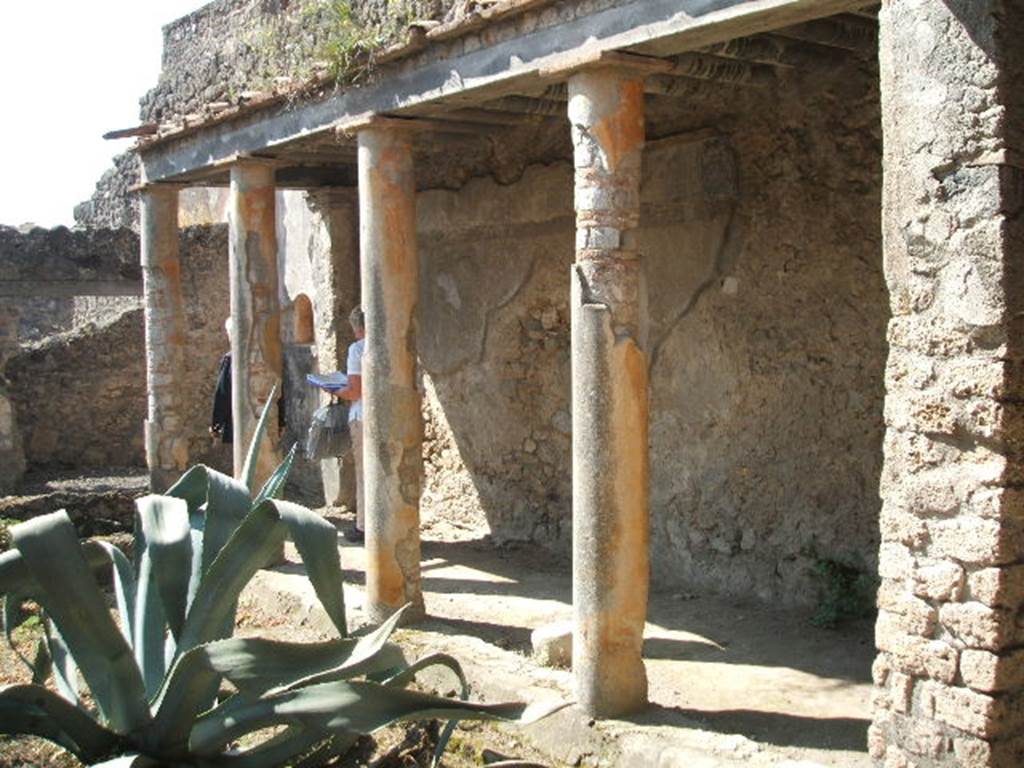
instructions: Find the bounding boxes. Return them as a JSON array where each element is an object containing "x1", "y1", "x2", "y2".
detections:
[
  {"x1": 336, "y1": 114, "x2": 423, "y2": 139},
  {"x1": 539, "y1": 50, "x2": 671, "y2": 80},
  {"x1": 132, "y1": 181, "x2": 187, "y2": 196},
  {"x1": 307, "y1": 186, "x2": 358, "y2": 215},
  {"x1": 228, "y1": 154, "x2": 282, "y2": 169}
]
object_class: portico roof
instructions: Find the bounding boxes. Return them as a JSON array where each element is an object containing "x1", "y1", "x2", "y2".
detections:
[{"x1": 134, "y1": 0, "x2": 877, "y2": 188}]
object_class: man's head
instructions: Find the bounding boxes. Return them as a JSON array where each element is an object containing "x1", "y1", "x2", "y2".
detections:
[{"x1": 349, "y1": 306, "x2": 365, "y2": 339}]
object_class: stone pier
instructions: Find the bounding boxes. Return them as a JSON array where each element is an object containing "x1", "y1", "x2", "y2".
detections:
[
  {"x1": 871, "y1": 1, "x2": 1024, "y2": 765},
  {"x1": 357, "y1": 124, "x2": 425, "y2": 623},
  {"x1": 228, "y1": 161, "x2": 283, "y2": 486},
  {"x1": 568, "y1": 68, "x2": 649, "y2": 717},
  {"x1": 140, "y1": 185, "x2": 189, "y2": 491}
]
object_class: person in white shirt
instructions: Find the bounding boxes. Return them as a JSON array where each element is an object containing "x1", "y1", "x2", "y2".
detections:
[{"x1": 337, "y1": 306, "x2": 366, "y2": 543}]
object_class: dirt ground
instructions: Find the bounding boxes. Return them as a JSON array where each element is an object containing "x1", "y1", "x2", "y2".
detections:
[
  {"x1": 242, "y1": 512, "x2": 874, "y2": 768},
  {"x1": 1, "y1": 486, "x2": 873, "y2": 767}
]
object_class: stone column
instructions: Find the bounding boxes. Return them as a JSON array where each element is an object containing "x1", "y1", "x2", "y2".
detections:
[
  {"x1": 228, "y1": 161, "x2": 283, "y2": 487},
  {"x1": 140, "y1": 185, "x2": 189, "y2": 492},
  {"x1": 871, "y1": 3, "x2": 1024, "y2": 766},
  {"x1": 568, "y1": 68, "x2": 649, "y2": 718},
  {"x1": 309, "y1": 188, "x2": 360, "y2": 508},
  {"x1": 357, "y1": 125, "x2": 425, "y2": 623}
]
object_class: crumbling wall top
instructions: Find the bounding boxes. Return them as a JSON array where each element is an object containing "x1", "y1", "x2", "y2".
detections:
[
  {"x1": 139, "y1": 0, "x2": 463, "y2": 124},
  {"x1": 0, "y1": 226, "x2": 140, "y2": 287}
]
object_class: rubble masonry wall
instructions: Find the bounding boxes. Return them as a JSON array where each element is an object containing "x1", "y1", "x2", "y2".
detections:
[
  {"x1": 0, "y1": 225, "x2": 141, "y2": 341},
  {"x1": 5, "y1": 309, "x2": 147, "y2": 470},
  {"x1": 2, "y1": 226, "x2": 230, "y2": 477},
  {"x1": 869, "y1": 1, "x2": 1024, "y2": 764}
]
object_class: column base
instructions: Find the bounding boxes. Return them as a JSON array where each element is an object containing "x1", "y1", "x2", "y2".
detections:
[
  {"x1": 575, "y1": 655, "x2": 649, "y2": 718},
  {"x1": 365, "y1": 597, "x2": 426, "y2": 627}
]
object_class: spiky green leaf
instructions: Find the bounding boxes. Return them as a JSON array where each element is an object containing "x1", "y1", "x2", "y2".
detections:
[
  {"x1": 275, "y1": 502, "x2": 347, "y2": 638},
  {"x1": 253, "y1": 442, "x2": 297, "y2": 506},
  {"x1": 133, "y1": 536, "x2": 169, "y2": 701},
  {"x1": 136, "y1": 495, "x2": 192, "y2": 643},
  {"x1": 240, "y1": 382, "x2": 279, "y2": 493},
  {"x1": 11, "y1": 512, "x2": 150, "y2": 733},
  {"x1": 191, "y1": 679, "x2": 554, "y2": 758},
  {"x1": 44, "y1": 617, "x2": 81, "y2": 707},
  {"x1": 90, "y1": 541, "x2": 137, "y2": 648},
  {"x1": 0, "y1": 684, "x2": 120, "y2": 763}
]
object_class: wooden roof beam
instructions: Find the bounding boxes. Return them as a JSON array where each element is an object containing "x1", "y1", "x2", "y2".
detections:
[
  {"x1": 667, "y1": 52, "x2": 777, "y2": 86},
  {"x1": 698, "y1": 33, "x2": 846, "y2": 69},
  {"x1": 480, "y1": 95, "x2": 566, "y2": 117},
  {"x1": 773, "y1": 14, "x2": 877, "y2": 51}
]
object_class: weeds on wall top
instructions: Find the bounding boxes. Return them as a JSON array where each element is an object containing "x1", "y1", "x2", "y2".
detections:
[
  {"x1": 252, "y1": 0, "x2": 423, "y2": 92},
  {"x1": 309, "y1": 0, "x2": 419, "y2": 82}
]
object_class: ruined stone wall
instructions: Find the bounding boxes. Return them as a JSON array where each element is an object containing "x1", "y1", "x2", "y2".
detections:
[
  {"x1": 139, "y1": 0, "x2": 458, "y2": 124},
  {"x1": 1, "y1": 225, "x2": 232, "y2": 478},
  {"x1": 5, "y1": 310, "x2": 146, "y2": 470},
  {"x1": 0, "y1": 225, "x2": 141, "y2": 341},
  {"x1": 73, "y1": 152, "x2": 141, "y2": 232},
  {"x1": 417, "y1": 54, "x2": 886, "y2": 606}
]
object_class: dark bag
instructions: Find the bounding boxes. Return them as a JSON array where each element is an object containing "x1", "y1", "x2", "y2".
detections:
[{"x1": 306, "y1": 402, "x2": 351, "y2": 460}]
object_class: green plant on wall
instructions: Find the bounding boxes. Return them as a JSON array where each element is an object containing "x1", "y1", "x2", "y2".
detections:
[
  {"x1": 810, "y1": 555, "x2": 877, "y2": 629},
  {"x1": 246, "y1": 0, "x2": 426, "y2": 92},
  {"x1": 0, "y1": 389, "x2": 558, "y2": 767}
]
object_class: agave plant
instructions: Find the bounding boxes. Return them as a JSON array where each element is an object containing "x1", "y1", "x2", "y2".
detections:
[{"x1": 0, "y1": 392, "x2": 557, "y2": 766}]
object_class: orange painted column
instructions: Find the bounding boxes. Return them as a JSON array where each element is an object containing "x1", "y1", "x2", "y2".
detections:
[
  {"x1": 140, "y1": 185, "x2": 188, "y2": 492},
  {"x1": 568, "y1": 68, "x2": 649, "y2": 717},
  {"x1": 357, "y1": 126, "x2": 425, "y2": 623},
  {"x1": 228, "y1": 161, "x2": 283, "y2": 488}
]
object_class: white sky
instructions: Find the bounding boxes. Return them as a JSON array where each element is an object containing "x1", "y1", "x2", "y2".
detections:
[{"x1": 0, "y1": 1, "x2": 208, "y2": 228}]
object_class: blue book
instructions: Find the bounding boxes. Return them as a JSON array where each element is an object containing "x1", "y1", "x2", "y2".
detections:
[{"x1": 306, "y1": 372, "x2": 349, "y2": 392}]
